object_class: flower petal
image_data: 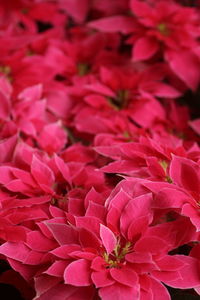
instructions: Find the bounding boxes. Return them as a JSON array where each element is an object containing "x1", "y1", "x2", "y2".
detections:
[
  {"x1": 91, "y1": 270, "x2": 114, "y2": 287},
  {"x1": 89, "y1": 16, "x2": 136, "y2": 34},
  {"x1": 99, "y1": 282, "x2": 140, "y2": 300},
  {"x1": 110, "y1": 267, "x2": 138, "y2": 287},
  {"x1": 100, "y1": 224, "x2": 117, "y2": 254},
  {"x1": 64, "y1": 259, "x2": 92, "y2": 286},
  {"x1": 133, "y1": 37, "x2": 159, "y2": 61}
]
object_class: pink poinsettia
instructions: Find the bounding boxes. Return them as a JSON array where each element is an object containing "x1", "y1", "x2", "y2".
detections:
[
  {"x1": 95, "y1": 138, "x2": 200, "y2": 232},
  {"x1": 0, "y1": 188, "x2": 200, "y2": 299},
  {"x1": 8, "y1": 84, "x2": 69, "y2": 153},
  {"x1": 0, "y1": 31, "x2": 67, "y2": 95},
  {"x1": 70, "y1": 72, "x2": 168, "y2": 133},
  {"x1": 37, "y1": 121, "x2": 68, "y2": 155},
  {"x1": 89, "y1": 0, "x2": 200, "y2": 90},
  {"x1": 0, "y1": 138, "x2": 108, "y2": 219},
  {"x1": 159, "y1": 155, "x2": 200, "y2": 231},
  {"x1": 94, "y1": 134, "x2": 184, "y2": 178},
  {"x1": 0, "y1": 1, "x2": 200, "y2": 299},
  {"x1": 84, "y1": 66, "x2": 181, "y2": 106},
  {"x1": 122, "y1": 155, "x2": 200, "y2": 232},
  {"x1": 59, "y1": 30, "x2": 122, "y2": 79}
]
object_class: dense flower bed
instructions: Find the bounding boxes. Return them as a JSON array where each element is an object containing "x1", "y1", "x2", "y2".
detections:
[{"x1": 0, "y1": 0, "x2": 200, "y2": 299}]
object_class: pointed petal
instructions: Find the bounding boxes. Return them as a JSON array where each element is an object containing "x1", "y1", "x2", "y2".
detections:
[
  {"x1": 54, "y1": 155, "x2": 72, "y2": 185},
  {"x1": 46, "y1": 223, "x2": 78, "y2": 245},
  {"x1": 164, "y1": 256, "x2": 200, "y2": 288},
  {"x1": 26, "y1": 231, "x2": 56, "y2": 252},
  {"x1": 156, "y1": 255, "x2": 186, "y2": 271},
  {"x1": 150, "y1": 278, "x2": 171, "y2": 300},
  {"x1": 133, "y1": 37, "x2": 158, "y2": 61},
  {"x1": 130, "y1": 0, "x2": 152, "y2": 19},
  {"x1": 45, "y1": 260, "x2": 69, "y2": 277},
  {"x1": 91, "y1": 270, "x2": 114, "y2": 287},
  {"x1": 189, "y1": 118, "x2": 200, "y2": 135},
  {"x1": 89, "y1": 16, "x2": 136, "y2": 34},
  {"x1": 0, "y1": 134, "x2": 18, "y2": 163},
  {"x1": 64, "y1": 259, "x2": 92, "y2": 286},
  {"x1": 18, "y1": 84, "x2": 43, "y2": 102},
  {"x1": 110, "y1": 267, "x2": 138, "y2": 287},
  {"x1": 31, "y1": 155, "x2": 55, "y2": 188},
  {"x1": 79, "y1": 227, "x2": 101, "y2": 249},
  {"x1": 170, "y1": 155, "x2": 200, "y2": 193},
  {"x1": 34, "y1": 275, "x2": 60, "y2": 298},
  {"x1": 50, "y1": 245, "x2": 81, "y2": 259},
  {"x1": 181, "y1": 203, "x2": 200, "y2": 231},
  {"x1": 100, "y1": 224, "x2": 117, "y2": 254},
  {"x1": 166, "y1": 50, "x2": 200, "y2": 91},
  {"x1": 99, "y1": 282, "x2": 140, "y2": 300},
  {"x1": 0, "y1": 242, "x2": 29, "y2": 262},
  {"x1": 134, "y1": 236, "x2": 169, "y2": 254},
  {"x1": 59, "y1": 0, "x2": 90, "y2": 23}
]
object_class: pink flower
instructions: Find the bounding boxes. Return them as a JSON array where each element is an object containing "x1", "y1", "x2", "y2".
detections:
[
  {"x1": 1, "y1": 189, "x2": 199, "y2": 299},
  {"x1": 37, "y1": 121, "x2": 68, "y2": 155},
  {"x1": 59, "y1": 30, "x2": 121, "y2": 78},
  {"x1": 89, "y1": 0, "x2": 200, "y2": 90},
  {"x1": 85, "y1": 66, "x2": 181, "y2": 105},
  {"x1": 94, "y1": 135, "x2": 174, "y2": 178},
  {"x1": 71, "y1": 68, "x2": 168, "y2": 133},
  {"x1": 73, "y1": 105, "x2": 138, "y2": 137},
  {"x1": 45, "y1": 83, "x2": 72, "y2": 120},
  {"x1": 168, "y1": 155, "x2": 200, "y2": 230},
  {"x1": 0, "y1": 1, "x2": 199, "y2": 299}
]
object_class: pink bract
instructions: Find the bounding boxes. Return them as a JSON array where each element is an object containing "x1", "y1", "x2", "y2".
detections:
[{"x1": 0, "y1": 1, "x2": 200, "y2": 299}]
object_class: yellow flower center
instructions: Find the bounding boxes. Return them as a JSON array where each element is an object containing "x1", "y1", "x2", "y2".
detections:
[
  {"x1": 77, "y1": 63, "x2": 90, "y2": 76},
  {"x1": 0, "y1": 66, "x2": 11, "y2": 75},
  {"x1": 157, "y1": 23, "x2": 170, "y2": 36},
  {"x1": 108, "y1": 89, "x2": 130, "y2": 110},
  {"x1": 103, "y1": 241, "x2": 132, "y2": 268},
  {"x1": 159, "y1": 160, "x2": 173, "y2": 183},
  {"x1": 0, "y1": 66, "x2": 12, "y2": 82}
]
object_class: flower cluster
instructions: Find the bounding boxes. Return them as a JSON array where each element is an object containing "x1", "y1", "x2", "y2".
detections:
[{"x1": 0, "y1": 0, "x2": 200, "y2": 299}]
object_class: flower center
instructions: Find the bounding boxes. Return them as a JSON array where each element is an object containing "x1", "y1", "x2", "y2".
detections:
[
  {"x1": 103, "y1": 241, "x2": 132, "y2": 268},
  {"x1": 159, "y1": 160, "x2": 173, "y2": 183},
  {"x1": 21, "y1": 8, "x2": 29, "y2": 14},
  {"x1": 0, "y1": 65, "x2": 12, "y2": 82},
  {"x1": 157, "y1": 23, "x2": 170, "y2": 36},
  {"x1": 0, "y1": 66, "x2": 11, "y2": 75},
  {"x1": 77, "y1": 62, "x2": 90, "y2": 76},
  {"x1": 108, "y1": 89, "x2": 130, "y2": 110}
]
